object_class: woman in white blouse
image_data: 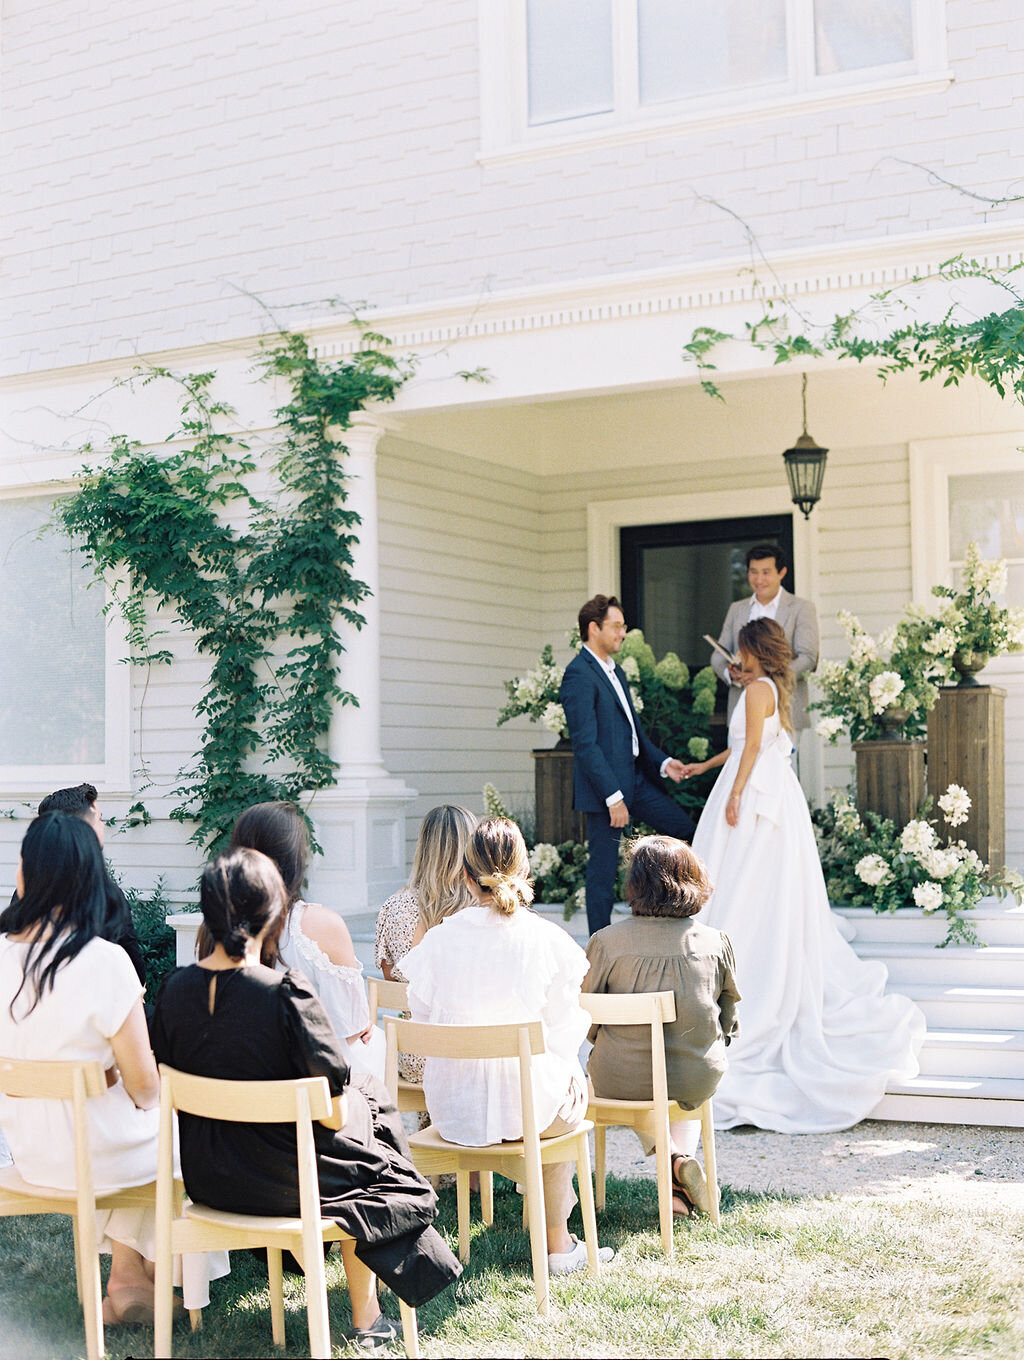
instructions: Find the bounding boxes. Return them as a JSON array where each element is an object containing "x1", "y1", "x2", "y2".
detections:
[
  {"x1": 401, "y1": 819, "x2": 614, "y2": 1276},
  {"x1": 228, "y1": 802, "x2": 385, "y2": 1079}
]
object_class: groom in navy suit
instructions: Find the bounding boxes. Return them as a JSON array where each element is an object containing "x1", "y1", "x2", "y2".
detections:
[{"x1": 560, "y1": 594, "x2": 696, "y2": 935}]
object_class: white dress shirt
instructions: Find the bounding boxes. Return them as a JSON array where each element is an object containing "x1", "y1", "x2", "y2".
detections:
[{"x1": 748, "y1": 591, "x2": 782, "y2": 622}]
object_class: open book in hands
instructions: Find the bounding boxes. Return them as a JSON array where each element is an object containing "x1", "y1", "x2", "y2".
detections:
[{"x1": 703, "y1": 634, "x2": 739, "y2": 667}]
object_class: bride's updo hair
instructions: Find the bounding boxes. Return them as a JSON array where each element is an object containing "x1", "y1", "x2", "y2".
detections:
[
  {"x1": 463, "y1": 819, "x2": 534, "y2": 918},
  {"x1": 626, "y1": 835, "x2": 712, "y2": 918},
  {"x1": 737, "y1": 617, "x2": 796, "y2": 734},
  {"x1": 200, "y1": 847, "x2": 287, "y2": 961}
]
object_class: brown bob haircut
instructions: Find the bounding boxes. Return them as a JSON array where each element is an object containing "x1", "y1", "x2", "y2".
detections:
[
  {"x1": 625, "y1": 835, "x2": 712, "y2": 918},
  {"x1": 578, "y1": 594, "x2": 622, "y2": 645}
]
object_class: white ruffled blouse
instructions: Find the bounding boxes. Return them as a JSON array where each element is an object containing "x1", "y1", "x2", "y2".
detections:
[
  {"x1": 275, "y1": 900, "x2": 385, "y2": 1081},
  {"x1": 401, "y1": 906, "x2": 591, "y2": 1146}
]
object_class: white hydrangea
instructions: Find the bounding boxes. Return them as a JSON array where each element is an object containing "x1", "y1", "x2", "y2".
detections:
[
  {"x1": 937, "y1": 783, "x2": 971, "y2": 828},
  {"x1": 1008, "y1": 608, "x2": 1024, "y2": 650},
  {"x1": 528, "y1": 842, "x2": 561, "y2": 879},
  {"x1": 620, "y1": 655, "x2": 640, "y2": 682},
  {"x1": 832, "y1": 794, "x2": 862, "y2": 836},
  {"x1": 816, "y1": 715, "x2": 845, "y2": 743},
  {"x1": 965, "y1": 543, "x2": 1008, "y2": 598},
  {"x1": 912, "y1": 881, "x2": 945, "y2": 913},
  {"x1": 573, "y1": 885, "x2": 586, "y2": 911},
  {"x1": 869, "y1": 670, "x2": 905, "y2": 713},
  {"x1": 855, "y1": 854, "x2": 891, "y2": 887},
  {"x1": 923, "y1": 627, "x2": 958, "y2": 657},
  {"x1": 900, "y1": 819, "x2": 937, "y2": 856},
  {"x1": 541, "y1": 702, "x2": 568, "y2": 738},
  {"x1": 850, "y1": 634, "x2": 879, "y2": 665},
  {"x1": 630, "y1": 685, "x2": 644, "y2": 713},
  {"x1": 918, "y1": 846, "x2": 961, "y2": 880}
]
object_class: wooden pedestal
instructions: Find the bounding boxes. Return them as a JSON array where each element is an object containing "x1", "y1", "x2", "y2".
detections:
[
  {"x1": 927, "y1": 685, "x2": 1006, "y2": 867},
  {"x1": 852, "y1": 740, "x2": 927, "y2": 829},
  {"x1": 532, "y1": 748, "x2": 585, "y2": 845}
]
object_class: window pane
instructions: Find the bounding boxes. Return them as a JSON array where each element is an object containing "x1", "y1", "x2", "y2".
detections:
[
  {"x1": 949, "y1": 472, "x2": 1024, "y2": 573},
  {"x1": 527, "y1": 0, "x2": 613, "y2": 125},
  {"x1": 638, "y1": 0, "x2": 787, "y2": 105},
  {"x1": 814, "y1": 0, "x2": 913, "y2": 75},
  {"x1": 0, "y1": 497, "x2": 105, "y2": 764}
]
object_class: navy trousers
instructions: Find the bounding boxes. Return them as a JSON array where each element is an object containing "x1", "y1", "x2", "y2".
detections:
[{"x1": 584, "y1": 775, "x2": 696, "y2": 936}]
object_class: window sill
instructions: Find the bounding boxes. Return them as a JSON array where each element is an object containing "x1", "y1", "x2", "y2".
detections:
[{"x1": 478, "y1": 71, "x2": 954, "y2": 167}]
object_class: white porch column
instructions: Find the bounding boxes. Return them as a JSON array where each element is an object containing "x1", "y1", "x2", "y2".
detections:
[{"x1": 305, "y1": 413, "x2": 416, "y2": 915}]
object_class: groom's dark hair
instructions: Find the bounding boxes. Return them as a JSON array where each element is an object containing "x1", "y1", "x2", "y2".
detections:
[
  {"x1": 745, "y1": 543, "x2": 787, "y2": 571},
  {"x1": 578, "y1": 594, "x2": 621, "y2": 644}
]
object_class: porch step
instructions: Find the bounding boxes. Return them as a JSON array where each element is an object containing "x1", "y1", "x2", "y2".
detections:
[
  {"x1": 894, "y1": 981, "x2": 1024, "y2": 1032},
  {"x1": 854, "y1": 942, "x2": 1024, "y2": 988},
  {"x1": 917, "y1": 1028, "x2": 1024, "y2": 1080},
  {"x1": 834, "y1": 899, "x2": 1024, "y2": 947},
  {"x1": 871, "y1": 1085, "x2": 1024, "y2": 1128}
]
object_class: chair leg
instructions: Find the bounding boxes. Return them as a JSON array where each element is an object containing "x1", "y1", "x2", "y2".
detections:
[
  {"x1": 701, "y1": 1103, "x2": 720, "y2": 1225},
  {"x1": 303, "y1": 1236, "x2": 332, "y2": 1360},
  {"x1": 593, "y1": 1124, "x2": 607, "y2": 1213},
  {"x1": 75, "y1": 1209, "x2": 104, "y2": 1360},
  {"x1": 480, "y1": 1170, "x2": 494, "y2": 1226},
  {"x1": 398, "y1": 1298, "x2": 420, "y2": 1359},
  {"x1": 71, "y1": 1215, "x2": 84, "y2": 1303},
  {"x1": 523, "y1": 1181, "x2": 549, "y2": 1316},
  {"x1": 574, "y1": 1138, "x2": 601, "y2": 1277},
  {"x1": 456, "y1": 1171, "x2": 471, "y2": 1265},
  {"x1": 654, "y1": 1114, "x2": 674, "y2": 1255},
  {"x1": 267, "y1": 1246, "x2": 286, "y2": 1347}
]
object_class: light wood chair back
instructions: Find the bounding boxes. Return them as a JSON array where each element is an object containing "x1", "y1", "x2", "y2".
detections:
[
  {"x1": 154, "y1": 1065, "x2": 419, "y2": 1359},
  {"x1": 366, "y1": 977, "x2": 428, "y2": 1115},
  {"x1": 0, "y1": 1056, "x2": 157, "y2": 1360},
  {"x1": 383, "y1": 1016, "x2": 600, "y2": 1316},
  {"x1": 579, "y1": 989, "x2": 720, "y2": 1251}
]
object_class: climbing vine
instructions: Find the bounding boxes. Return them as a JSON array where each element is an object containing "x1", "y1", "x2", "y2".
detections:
[
  {"x1": 58, "y1": 325, "x2": 413, "y2": 853},
  {"x1": 682, "y1": 255, "x2": 1024, "y2": 406}
]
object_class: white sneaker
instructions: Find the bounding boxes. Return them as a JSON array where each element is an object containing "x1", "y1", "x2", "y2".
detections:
[{"x1": 547, "y1": 1235, "x2": 615, "y2": 1275}]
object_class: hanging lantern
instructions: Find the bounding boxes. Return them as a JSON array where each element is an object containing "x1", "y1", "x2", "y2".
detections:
[{"x1": 783, "y1": 373, "x2": 828, "y2": 519}]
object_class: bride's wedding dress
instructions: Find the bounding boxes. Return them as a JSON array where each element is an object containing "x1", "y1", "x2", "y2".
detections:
[{"x1": 694, "y1": 677, "x2": 925, "y2": 1132}]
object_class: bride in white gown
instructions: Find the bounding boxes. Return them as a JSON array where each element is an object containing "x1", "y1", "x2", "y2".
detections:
[{"x1": 681, "y1": 617, "x2": 925, "y2": 1133}]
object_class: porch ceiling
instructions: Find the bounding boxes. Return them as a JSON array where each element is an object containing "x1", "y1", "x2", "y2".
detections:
[{"x1": 390, "y1": 366, "x2": 1017, "y2": 479}]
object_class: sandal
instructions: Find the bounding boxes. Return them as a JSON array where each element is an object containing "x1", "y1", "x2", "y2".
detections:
[
  {"x1": 671, "y1": 1192, "x2": 692, "y2": 1218},
  {"x1": 103, "y1": 1288, "x2": 185, "y2": 1327},
  {"x1": 672, "y1": 1155, "x2": 711, "y2": 1216}
]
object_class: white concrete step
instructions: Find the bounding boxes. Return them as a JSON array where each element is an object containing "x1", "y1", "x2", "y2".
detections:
[
  {"x1": 834, "y1": 899, "x2": 1024, "y2": 947},
  {"x1": 897, "y1": 981, "x2": 1024, "y2": 1032},
  {"x1": 917, "y1": 1028, "x2": 1024, "y2": 1080},
  {"x1": 854, "y1": 942, "x2": 1024, "y2": 989},
  {"x1": 872, "y1": 1086, "x2": 1024, "y2": 1128}
]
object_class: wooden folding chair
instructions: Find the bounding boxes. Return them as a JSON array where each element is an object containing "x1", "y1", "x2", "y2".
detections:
[
  {"x1": 366, "y1": 977, "x2": 429, "y2": 1115},
  {"x1": 384, "y1": 1016, "x2": 600, "y2": 1316},
  {"x1": 579, "y1": 989, "x2": 720, "y2": 1252},
  {"x1": 154, "y1": 1066, "x2": 419, "y2": 1359},
  {"x1": 0, "y1": 1056, "x2": 159, "y2": 1360}
]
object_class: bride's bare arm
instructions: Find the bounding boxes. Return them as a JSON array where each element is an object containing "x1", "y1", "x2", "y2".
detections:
[
  {"x1": 678, "y1": 749, "x2": 730, "y2": 779},
  {"x1": 726, "y1": 683, "x2": 774, "y2": 826}
]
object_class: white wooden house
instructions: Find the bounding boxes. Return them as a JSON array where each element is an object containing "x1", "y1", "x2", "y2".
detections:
[{"x1": 2, "y1": 1, "x2": 1023, "y2": 1120}]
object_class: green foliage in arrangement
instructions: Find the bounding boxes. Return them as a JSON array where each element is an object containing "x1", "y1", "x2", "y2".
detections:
[
  {"x1": 57, "y1": 326, "x2": 413, "y2": 854},
  {"x1": 125, "y1": 877, "x2": 179, "y2": 999},
  {"x1": 682, "y1": 255, "x2": 1024, "y2": 409}
]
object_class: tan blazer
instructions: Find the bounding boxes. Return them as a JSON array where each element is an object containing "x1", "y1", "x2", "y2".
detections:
[{"x1": 710, "y1": 588, "x2": 819, "y2": 730}]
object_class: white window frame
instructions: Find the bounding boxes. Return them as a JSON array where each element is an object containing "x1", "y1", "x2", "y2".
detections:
[
  {"x1": 479, "y1": 0, "x2": 950, "y2": 163},
  {"x1": 0, "y1": 482, "x2": 132, "y2": 795},
  {"x1": 909, "y1": 432, "x2": 1024, "y2": 683}
]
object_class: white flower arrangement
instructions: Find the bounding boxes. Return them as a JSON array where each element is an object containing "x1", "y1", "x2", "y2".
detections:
[
  {"x1": 629, "y1": 685, "x2": 644, "y2": 713},
  {"x1": 937, "y1": 783, "x2": 971, "y2": 828},
  {"x1": 868, "y1": 670, "x2": 905, "y2": 713},
  {"x1": 816, "y1": 715, "x2": 846, "y2": 742},
  {"x1": 541, "y1": 701, "x2": 568, "y2": 738},
  {"x1": 917, "y1": 846, "x2": 961, "y2": 880},
  {"x1": 855, "y1": 853, "x2": 890, "y2": 887},
  {"x1": 900, "y1": 819, "x2": 937, "y2": 856},
  {"x1": 620, "y1": 655, "x2": 640, "y2": 682},
  {"x1": 528, "y1": 842, "x2": 561, "y2": 879},
  {"x1": 912, "y1": 881, "x2": 944, "y2": 913}
]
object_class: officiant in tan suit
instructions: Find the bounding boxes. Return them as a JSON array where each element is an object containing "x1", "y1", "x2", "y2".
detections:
[{"x1": 711, "y1": 543, "x2": 819, "y2": 730}]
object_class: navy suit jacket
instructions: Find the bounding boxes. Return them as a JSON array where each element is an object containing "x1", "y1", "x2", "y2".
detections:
[{"x1": 560, "y1": 648, "x2": 670, "y2": 814}]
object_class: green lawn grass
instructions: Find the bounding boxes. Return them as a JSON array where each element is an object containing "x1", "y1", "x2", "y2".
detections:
[{"x1": 1, "y1": 1176, "x2": 1022, "y2": 1359}]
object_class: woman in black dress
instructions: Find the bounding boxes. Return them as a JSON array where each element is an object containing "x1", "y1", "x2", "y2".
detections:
[{"x1": 151, "y1": 848, "x2": 460, "y2": 1349}]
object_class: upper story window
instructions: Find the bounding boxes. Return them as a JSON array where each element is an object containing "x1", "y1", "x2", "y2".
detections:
[{"x1": 480, "y1": 0, "x2": 948, "y2": 159}]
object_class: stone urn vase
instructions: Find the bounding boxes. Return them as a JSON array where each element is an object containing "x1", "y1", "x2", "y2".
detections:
[
  {"x1": 952, "y1": 649, "x2": 990, "y2": 687},
  {"x1": 877, "y1": 704, "x2": 911, "y2": 738}
]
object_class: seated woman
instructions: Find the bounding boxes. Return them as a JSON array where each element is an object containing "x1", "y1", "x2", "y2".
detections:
[
  {"x1": 582, "y1": 835, "x2": 740, "y2": 1217},
  {"x1": 0, "y1": 814, "x2": 227, "y2": 1325},
  {"x1": 228, "y1": 800, "x2": 385, "y2": 1080},
  {"x1": 151, "y1": 847, "x2": 460, "y2": 1347},
  {"x1": 401, "y1": 818, "x2": 614, "y2": 1275},
  {"x1": 374, "y1": 804, "x2": 477, "y2": 1084}
]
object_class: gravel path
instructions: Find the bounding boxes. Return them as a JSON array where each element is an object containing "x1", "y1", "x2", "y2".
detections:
[{"x1": 603, "y1": 1119, "x2": 1024, "y2": 1207}]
